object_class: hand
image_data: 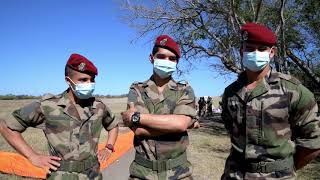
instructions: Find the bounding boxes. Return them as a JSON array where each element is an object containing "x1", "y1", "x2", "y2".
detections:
[
  {"x1": 121, "y1": 102, "x2": 136, "y2": 127},
  {"x1": 97, "y1": 148, "x2": 112, "y2": 163},
  {"x1": 28, "y1": 154, "x2": 61, "y2": 174},
  {"x1": 188, "y1": 121, "x2": 200, "y2": 129},
  {"x1": 193, "y1": 121, "x2": 200, "y2": 129}
]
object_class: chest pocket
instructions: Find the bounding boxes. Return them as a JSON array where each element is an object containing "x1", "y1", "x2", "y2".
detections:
[
  {"x1": 138, "y1": 87, "x2": 182, "y2": 115},
  {"x1": 227, "y1": 97, "x2": 244, "y2": 138},
  {"x1": 260, "y1": 90, "x2": 290, "y2": 146},
  {"x1": 90, "y1": 114, "x2": 103, "y2": 140},
  {"x1": 43, "y1": 109, "x2": 72, "y2": 155}
]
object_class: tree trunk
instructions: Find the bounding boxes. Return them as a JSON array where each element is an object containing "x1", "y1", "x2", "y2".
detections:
[{"x1": 286, "y1": 49, "x2": 320, "y2": 86}]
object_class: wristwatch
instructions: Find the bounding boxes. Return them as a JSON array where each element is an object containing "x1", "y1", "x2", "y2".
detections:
[
  {"x1": 105, "y1": 144, "x2": 114, "y2": 152},
  {"x1": 131, "y1": 112, "x2": 141, "y2": 125}
]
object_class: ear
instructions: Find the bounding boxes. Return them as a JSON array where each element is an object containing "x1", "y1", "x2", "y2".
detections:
[
  {"x1": 270, "y1": 47, "x2": 277, "y2": 59},
  {"x1": 65, "y1": 76, "x2": 71, "y2": 86},
  {"x1": 149, "y1": 54, "x2": 154, "y2": 64}
]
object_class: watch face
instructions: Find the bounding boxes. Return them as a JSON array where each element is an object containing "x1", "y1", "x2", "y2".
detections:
[
  {"x1": 132, "y1": 112, "x2": 140, "y2": 124},
  {"x1": 132, "y1": 115, "x2": 139, "y2": 122}
]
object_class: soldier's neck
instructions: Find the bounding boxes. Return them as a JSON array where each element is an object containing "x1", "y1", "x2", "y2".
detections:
[
  {"x1": 67, "y1": 90, "x2": 90, "y2": 107},
  {"x1": 153, "y1": 73, "x2": 171, "y2": 93},
  {"x1": 246, "y1": 66, "x2": 270, "y2": 84}
]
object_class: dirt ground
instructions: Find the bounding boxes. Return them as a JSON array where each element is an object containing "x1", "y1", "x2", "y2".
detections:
[{"x1": 0, "y1": 99, "x2": 319, "y2": 179}]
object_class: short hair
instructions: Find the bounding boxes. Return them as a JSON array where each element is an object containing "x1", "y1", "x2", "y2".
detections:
[
  {"x1": 152, "y1": 46, "x2": 160, "y2": 56},
  {"x1": 152, "y1": 46, "x2": 180, "y2": 61},
  {"x1": 65, "y1": 66, "x2": 76, "y2": 77}
]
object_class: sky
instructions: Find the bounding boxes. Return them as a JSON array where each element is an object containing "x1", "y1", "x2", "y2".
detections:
[{"x1": 0, "y1": 1, "x2": 236, "y2": 97}]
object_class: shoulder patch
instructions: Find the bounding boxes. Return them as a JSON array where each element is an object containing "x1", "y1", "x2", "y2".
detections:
[
  {"x1": 132, "y1": 81, "x2": 142, "y2": 85},
  {"x1": 131, "y1": 81, "x2": 146, "y2": 88},
  {"x1": 94, "y1": 97, "x2": 104, "y2": 103},
  {"x1": 177, "y1": 80, "x2": 188, "y2": 85},
  {"x1": 278, "y1": 73, "x2": 301, "y2": 85},
  {"x1": 41, "y1": 93, "x2": 55, "y2": 101},
  {"x1": 176, "y1": 80, "x2": 189, "y2": 91}
]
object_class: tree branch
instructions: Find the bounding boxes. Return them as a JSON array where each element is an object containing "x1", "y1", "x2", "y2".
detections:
[
  {"x1": 254, "y1": 0, "x2": 263, "y2": 22},
  {"x1": 286, "y1": 49, "x2": 320, "y2": 85}
]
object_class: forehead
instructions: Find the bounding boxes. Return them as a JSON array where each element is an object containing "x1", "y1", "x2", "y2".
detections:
[
  {"x1": 155, "y1": 47, "x2": 176, "y2": 56},
  {"x1": 70, "y1": 69, "x2": 94, "y2": 79},
  {"x1": 243, "y1": 42, "x2": 270, "y2": 48}
]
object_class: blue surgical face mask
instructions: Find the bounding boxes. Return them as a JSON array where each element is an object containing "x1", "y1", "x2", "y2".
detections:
[
  {"x1": 67, "y1": 77, "x2": 95, "y2": 99},
  {"x1": 153, "y1": 59, "x2": 177, "y2": 79},
  {"x1": 243, "y1": 51, "x2": 270, "y2": 72}
]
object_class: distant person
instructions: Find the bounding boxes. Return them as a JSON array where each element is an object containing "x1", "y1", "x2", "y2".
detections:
[
  {"x1": 206, "y1": 96, "x2": 213, "y2": 117},
  {"x1": 121, "y1": 35, "x2": 199, "y2": 180},
  {"x1": 198, "y1": 96, "x2": 206, "y2": 117},
  {"x1": 221, "y1": 23, "x2": 320, "y2": 179},
  {"x1": 0, "y1": 54, "x2": 119, "y2": 179}
]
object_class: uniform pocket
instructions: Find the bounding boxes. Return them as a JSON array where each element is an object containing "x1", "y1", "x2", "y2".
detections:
[
  {"x1": 227, "y1": 98, "x2": 242, "y2": 137},
  {"x1": 90, "y1": 117, "x2": 103, "y2": 139},
  {"x1": 45, "y1": 114, "x2": 72, "y2": 154},
  {"x1": 260, "y1": 95, "x2": 290, "y2": 146}
]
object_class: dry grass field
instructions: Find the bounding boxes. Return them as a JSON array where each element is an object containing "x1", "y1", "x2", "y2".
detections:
[{"x1": 0, "y1": 98, "x2": 319, "y2": 179}]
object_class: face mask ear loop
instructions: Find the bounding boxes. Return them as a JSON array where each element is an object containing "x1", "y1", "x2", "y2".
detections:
[{"x1": 67, "y1": 76, "x2": 77, "y2": 92}]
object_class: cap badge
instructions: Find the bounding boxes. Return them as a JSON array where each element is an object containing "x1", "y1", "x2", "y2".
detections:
[
  {"x1": 160, "y1": 38, "x2": 168, "y2": 46},
  {"x1": 78, "y1": 62, "x2": 86, "y2": 71}
]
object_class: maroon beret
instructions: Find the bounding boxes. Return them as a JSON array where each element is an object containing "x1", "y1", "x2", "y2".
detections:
[
  {"x1": 66, "y1": 53, "x2": 98, "y2": 76},
  {"x1": 155, "y1": 35, "x2": 181, "y2": 58},
  {"x1": 241, "y1": 23, "x2": 277, "y2": 46}
]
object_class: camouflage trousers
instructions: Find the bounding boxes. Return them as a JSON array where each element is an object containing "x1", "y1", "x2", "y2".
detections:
[
  {"x1": 128, "y1": 161, "x2": 193, "y2": 180},
  {"x1": 47, "y1": 164, "x2": 102, "y2": 180}
]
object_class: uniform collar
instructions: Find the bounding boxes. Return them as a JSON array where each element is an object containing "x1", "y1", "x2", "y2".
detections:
[
  {"x1": 234, "y1": 66, "x2": 279, "y2": 102},
  {"x1": 147, "y1": 75, "x2": 179, "y2": 91},
  {"x1": 57, "y1": 89, "x2": 97, "y2": 109},
  {"x1": 57, "y1": 90, "x2": 70, "y2": 107},
  {"x1": 237, "y1": 66, "x2": 279, "y2": 85},
  {"x1": 265, "y1": 68, "x2": 281, "y2": 84}
]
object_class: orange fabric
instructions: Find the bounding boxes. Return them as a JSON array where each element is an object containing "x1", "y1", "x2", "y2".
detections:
[
  {"x1": 98, "y1": 131, "x2": 134, "y2": 170},
  {"x1": 0, "y1": 151, "x2": 47, "y2": 179},
  {"x1": 0, "y1": 131, "x2": 134, "y2": 179}
]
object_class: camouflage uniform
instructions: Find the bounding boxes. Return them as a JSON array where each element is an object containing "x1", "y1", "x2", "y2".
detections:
[
  {"x1": 197, "y1": 97, "x2": 206, "y2": 117},
  {"x1": 221, "y1": 68, "x2": 320, "y2": 179},
  {"x1": 127, "y1": 76, "x2": 197, "y2": 180},
  {"x1": 206, "y1": 96, "x2": 213, "y2": 117},
  {"x1": 4, "y1": 91, "x2": 118, "y2": 180}
]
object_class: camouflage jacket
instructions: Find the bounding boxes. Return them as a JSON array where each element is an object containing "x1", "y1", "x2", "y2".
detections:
[
  {"x1": 4, "y1": 90, "x2": 117, "y2": 179},
  {"x1": 127, "y1": 76, "x2": 197, "y2": 180},
  {"x1": 221, "y1": 68, "x2": 320, "y2": 179}
]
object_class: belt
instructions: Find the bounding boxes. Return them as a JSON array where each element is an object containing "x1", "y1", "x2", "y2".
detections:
[
  {"x1": 246, "y1": 156, "x2": 294, "y2": 173},
  {"x1": 58, "y1": 155, "x2": 98, "y2": 173},
  {"x1": 134, "y1": 152, "x2": 187, "y2": 172}
]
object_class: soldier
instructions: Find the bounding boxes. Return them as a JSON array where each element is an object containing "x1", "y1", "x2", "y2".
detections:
[
  {"x1": 198, "y1": 96, "x2": 206, "y2": 117},
  {"x1": 221, "y1": 22, "x2": 320, "y2": 179},
  {"x1": 0, "y1": 54, "x2": 119, "y2": 179},
  {"x1": 206, "y1": 96, "x2": 213, "y2": 117},
  {"x1": 121, "y1": 35, "x2": 199, "y2": 180}
]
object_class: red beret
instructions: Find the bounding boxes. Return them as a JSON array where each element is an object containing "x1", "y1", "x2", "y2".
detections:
[
  {"x1": 155, "y1": 35, "x2": 181, "y2": 58},
  {"x1": 241, "y1": 23, "x2": 277, "y2": 46},
  {"x1": 66, "y1": 53, "x2": 98, "y2": 76}
]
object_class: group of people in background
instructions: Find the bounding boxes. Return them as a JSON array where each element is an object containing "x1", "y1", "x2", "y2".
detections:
[{"x1": 197, "y1": 96, "x2": 221, "y2": 118}]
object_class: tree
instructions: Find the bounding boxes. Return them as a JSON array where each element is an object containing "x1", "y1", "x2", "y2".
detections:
[{"x1": 121, "y1": 0, "x2": 320, "y2": 87}]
